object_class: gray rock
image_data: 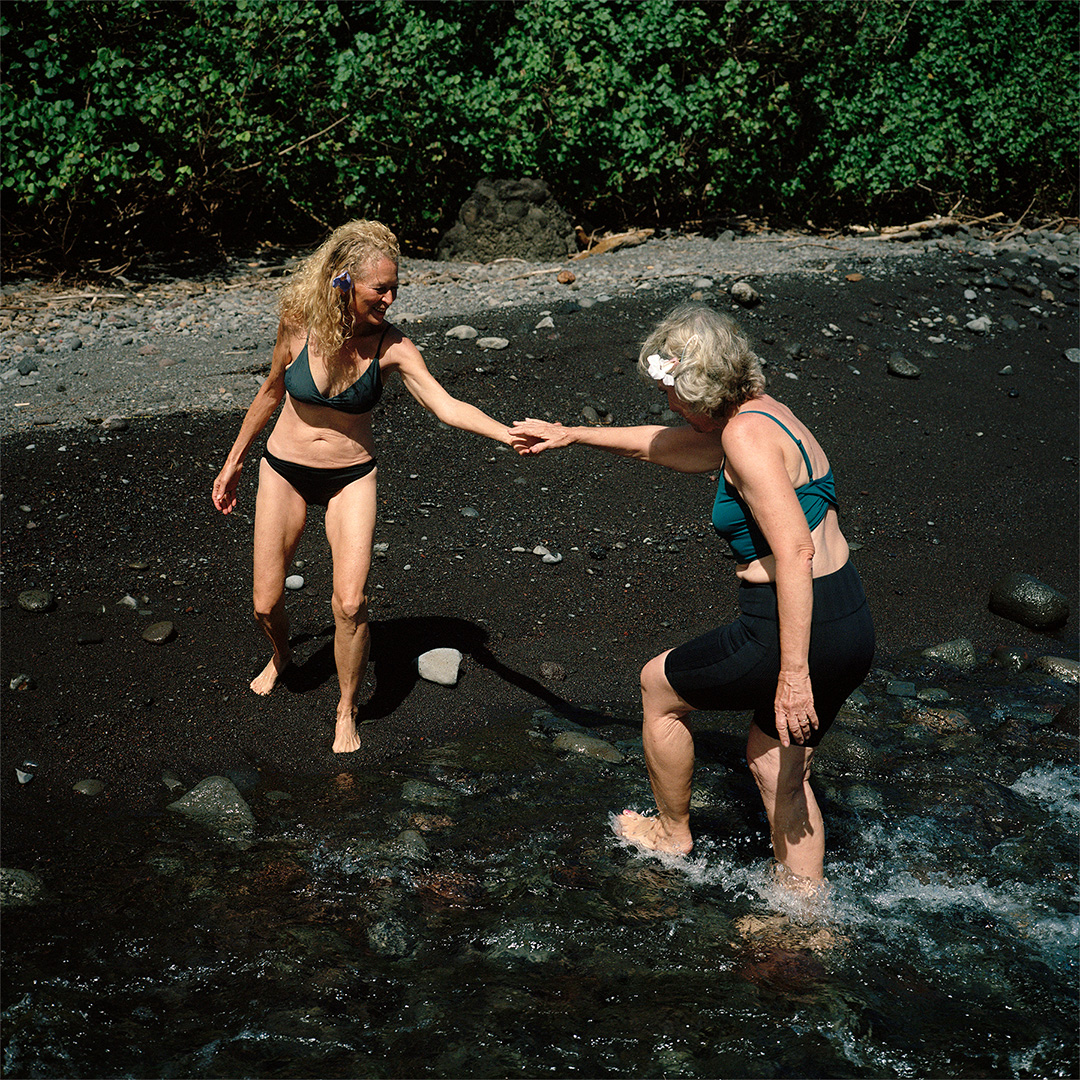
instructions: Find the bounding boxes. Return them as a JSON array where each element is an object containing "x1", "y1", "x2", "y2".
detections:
[
  {"x1": 142, "y1": 620, "x2": 175, "y2": 644},
  {"x1": 990, "y1": 646, "x2": 1032, "y2": 673},
  {"x1": 1065, "y1": 347, "x2": 1080, "y2": 364},
  {"x1": 476, "y1": 336, "x2": 509, "y2": 350},
  {"x1": 167, "y1": 775, "x2": 256, "y2": 848},
  {"x1": 417, "y1": 647, "x2": 462, "y2": 686},
  {"x1": 886, "y1": 680, "x2": 917, "y2": 697},
  {"x1": 73, "y1": 779, "x2": 105, "y2": 796},
  {"x1": 730, "y1": 281, "x2": 761, "y2": 307},
  {"x1": 1031, "y1": 655, "x2": 1079, "y2": 684},
  {"x1": 102, "y1": 415, "x2": 129, "y2": 431},
  {"x1": 1, "y1": 868, "x2": 45, "y2": 909},
  {"x1": 965, "y1": 315, "x2": 992, "y2": 334},
  {"x1": 445, "y1": 325, "x2": 478, "y2": 340},
  {"x1": 17, "y1": 588, "x2": 55, "y2": 612},
  {"x1": 921, "y1": 638, "x2": 978, "y2": 669},
  {"x1": 552, "y1": 731, "x2": 625, "y2": 763},
  {"x1": 887, "y1": 353, "x2": 921, "y2": 378},
  {"x1": 284, "y1": 574, "x2": 304, "y2": 590},
  {"x1": 989, "y1": 573, "x2": 1069, "y2": 630}
]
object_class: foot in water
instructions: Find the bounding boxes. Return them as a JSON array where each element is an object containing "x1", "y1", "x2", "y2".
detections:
[
  {"x1": 332, "y1": 703, "x2": 361, "y2": 754},
  {"x1": 612, "y1": 810, "x2": 693, "y2": 855},
  {"x1": 251, "y1": 654, "x2": 291, "y2": 696}
]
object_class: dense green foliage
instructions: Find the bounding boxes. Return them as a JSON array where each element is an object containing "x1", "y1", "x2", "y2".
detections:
[{"x1": 2, "y1": 0, "x2": 1076, "y2": 268}]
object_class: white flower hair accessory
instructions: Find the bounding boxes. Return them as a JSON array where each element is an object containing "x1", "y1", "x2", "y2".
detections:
[{"x1": 646, "y1": 353, "x2": 680, "y2": 386}]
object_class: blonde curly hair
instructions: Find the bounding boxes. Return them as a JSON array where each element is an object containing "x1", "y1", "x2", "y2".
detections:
[
  {"x1": 638, "y1": 302, "x2": 765, "y2": 418},
  {"x1": 279, "y1": 220, "x2": 400, "y2": 356}
]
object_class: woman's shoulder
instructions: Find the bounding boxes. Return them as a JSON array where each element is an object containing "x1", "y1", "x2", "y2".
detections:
[{"x1": 378, "y1": 324, "x2": 423, "y2": 367}]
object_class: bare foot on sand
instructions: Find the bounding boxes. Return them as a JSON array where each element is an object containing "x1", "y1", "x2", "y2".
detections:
[
  {"x1": 612, "y1": 810, "x2": 693, "y2": 855},
  {"x1": 250, "y1": 654, "x2": 290, "y2": 696},
  {"x1": 332, "y1": 704, "x2": 361, "y2": 754}
]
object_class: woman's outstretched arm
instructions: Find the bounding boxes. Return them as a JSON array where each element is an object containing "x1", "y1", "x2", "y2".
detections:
[{"x1": 509, "y1": 417, "x2": 724, "y2": 474}]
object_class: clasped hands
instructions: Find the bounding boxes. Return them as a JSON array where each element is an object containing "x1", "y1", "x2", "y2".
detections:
[{"x1": 507, "y1": 418, "x2": 572, "y2": 455}]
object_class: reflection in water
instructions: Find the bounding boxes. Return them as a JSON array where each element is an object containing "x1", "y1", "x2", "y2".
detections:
[{"x1": 3, "y1": 665, "x2": 1077, "y2": 1079}]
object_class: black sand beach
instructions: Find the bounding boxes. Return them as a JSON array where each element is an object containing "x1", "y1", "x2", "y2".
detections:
[{"x1": 3, "y1": 250, "x2": 1077, "y2": 869}]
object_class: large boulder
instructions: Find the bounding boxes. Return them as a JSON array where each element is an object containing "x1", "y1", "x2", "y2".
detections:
[{"x1": 437, "y1": 177, "x2": 576, "y2": 263}]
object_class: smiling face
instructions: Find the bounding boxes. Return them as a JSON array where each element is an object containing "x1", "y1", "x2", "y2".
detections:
[
  {"x1": 348, "y1": 255, "x2": 399, "y2": 330},
  {"x1": 665, "y1": 386, "x2": 719, "y2": 432}
]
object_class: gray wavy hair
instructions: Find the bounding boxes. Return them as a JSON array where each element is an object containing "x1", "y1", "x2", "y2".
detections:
[{"x1": 638, "y1": 303, "x2": 765, "y2": 418}]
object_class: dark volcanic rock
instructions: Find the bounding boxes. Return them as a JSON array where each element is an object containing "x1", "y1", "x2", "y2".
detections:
[
  {"x1": 989, "y1": 573, "x2": 1070, "y2": 631},
  {"x1": 437, "y1": 177, "x2": 576, "y2": 263}
]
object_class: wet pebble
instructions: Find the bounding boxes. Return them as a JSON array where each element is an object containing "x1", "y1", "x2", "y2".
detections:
[
  {"x1": 17, "y1": 589, "x2": 55, "y2": 612},
  {"x1": 989, "y1": 572, "x2": 1069, "y2": 630},
  {"x1": 1032, "y1": 655, "x2": 1079, "y2": 684},
  {"x1": 887, "y1": 352, "x2": 921, "y2": 378},
  {"x1": 921, "y1": 638, "x2": 978, "y2": 669}
]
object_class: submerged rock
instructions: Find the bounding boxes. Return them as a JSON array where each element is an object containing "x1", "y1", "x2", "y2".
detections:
[
  {"x1": 167, "y1": 775, "x2": 256, "y2": 848},
  {"x1": 0, "y1": 867, "x2": 45, "y2": 909},
  {"x1": 552, "y1": 731, "x2": 625, "y2": 763},
  {"x1": 1032, "y1": 655, "x2": 1080, "y2": 684}
]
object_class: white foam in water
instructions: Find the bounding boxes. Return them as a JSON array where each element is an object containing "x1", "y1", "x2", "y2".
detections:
[{"x1": 1010, "y1": 763, "x2": 1080, "y2": 819}]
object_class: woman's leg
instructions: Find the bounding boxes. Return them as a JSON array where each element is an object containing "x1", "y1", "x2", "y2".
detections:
[
  {"x1": 615, "y1": 650, "x2": 697, "y2": 855},
  {"x1": 745, "y1": 722, "x2": 825, "y2": 881},
  {"x1": 251, "y1": 458, "x2": 309, "y2": 695},
  {"x1": 323, "y1": 468, "x2": 377, "y2": 754}
]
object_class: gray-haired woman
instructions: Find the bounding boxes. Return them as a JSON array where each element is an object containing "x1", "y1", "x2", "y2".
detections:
[{"x1": 511, "y1": 302, "x2": 874, "y2": 885}]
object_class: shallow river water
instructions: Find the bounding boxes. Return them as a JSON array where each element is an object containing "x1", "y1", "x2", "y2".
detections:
[{"x1": 2, "y1": 659, "x2": 1077, "y2": 1079}]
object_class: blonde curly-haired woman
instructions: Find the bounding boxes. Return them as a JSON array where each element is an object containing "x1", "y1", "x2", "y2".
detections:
[{"x1": 213, "y1": 220, "x2": 517, "y2": 753}]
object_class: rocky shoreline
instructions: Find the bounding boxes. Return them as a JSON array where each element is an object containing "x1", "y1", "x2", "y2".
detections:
[{"x1": 2, "y1": 222, "x2": 1077, "y2": 434}]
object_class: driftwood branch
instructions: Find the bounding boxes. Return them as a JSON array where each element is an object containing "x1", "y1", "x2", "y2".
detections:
[{"x1": 571, "y1": 228, "x2": 655, "y2": 259}]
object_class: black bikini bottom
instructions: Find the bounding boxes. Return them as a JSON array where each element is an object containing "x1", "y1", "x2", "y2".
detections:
[{"x1": 263, "y1": 448, "x2": 376, "y2": 506}]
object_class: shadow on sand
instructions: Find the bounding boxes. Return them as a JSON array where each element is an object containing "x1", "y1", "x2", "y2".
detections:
[{"x1": 280, "y1": 615, "x2": 614, "y2": 726}]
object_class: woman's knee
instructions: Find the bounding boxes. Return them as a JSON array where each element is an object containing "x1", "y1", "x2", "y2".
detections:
[
  {"x1": 332, "y1": 587, "x2": 369, "y2": 624},
  {"x1": 640, "y1": 652, "x2": 676, "y2": 698}
]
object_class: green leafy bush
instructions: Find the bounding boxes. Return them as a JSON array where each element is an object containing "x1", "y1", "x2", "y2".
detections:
[{"x1": 2, "y1": 0, "x2": 1075, "y2": 270}]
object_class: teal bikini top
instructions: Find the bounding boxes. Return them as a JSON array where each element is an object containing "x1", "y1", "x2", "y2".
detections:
[
  {"x1": 712, "y1": 411, "x2": 838, "y2": 562},
  {"x1": 284, "y1": 328, "x2": 387, "y2": 414}
]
